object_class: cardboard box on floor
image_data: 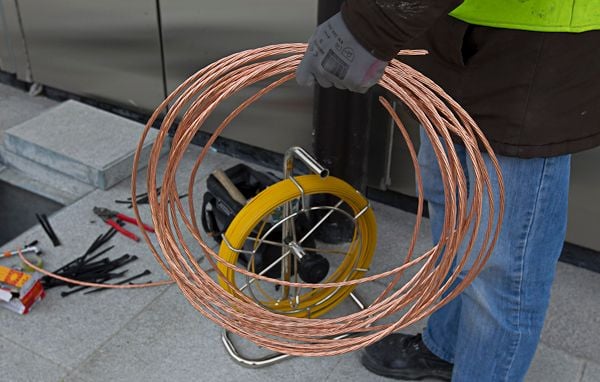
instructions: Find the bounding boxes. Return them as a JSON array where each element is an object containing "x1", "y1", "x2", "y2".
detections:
[{"x1": 0, "y1": 265, "x2": 45, "y2": 314}]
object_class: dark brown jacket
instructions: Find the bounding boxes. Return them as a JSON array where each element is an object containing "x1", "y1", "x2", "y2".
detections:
[{"x1": 342, "y1": 0, "x2": 600, "y2": 158}]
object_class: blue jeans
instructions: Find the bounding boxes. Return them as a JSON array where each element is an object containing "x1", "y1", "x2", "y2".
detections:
[{"x1": 417, "y1": 128, "x2": 571, "y2": 381}]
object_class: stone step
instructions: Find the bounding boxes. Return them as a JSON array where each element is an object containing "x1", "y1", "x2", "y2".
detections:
[
  {"x1": 3, "y1": 100, "x2": 168, "y2": 190},
  {"x1": 0, "y1": 147, "x2": 94, "y2": 204},
  {"x1": 0, "y1": 166, "x2": 84, "y2": 206}
]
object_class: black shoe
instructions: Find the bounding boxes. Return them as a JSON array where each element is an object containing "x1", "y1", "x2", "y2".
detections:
[{"x1": 360, "y1": 333, "x2": 453, "y2": 381}]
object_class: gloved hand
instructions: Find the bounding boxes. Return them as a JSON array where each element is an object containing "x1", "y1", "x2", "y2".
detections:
[{"x1": 296, "y1": 12, "x2": 388, "y2": 94}]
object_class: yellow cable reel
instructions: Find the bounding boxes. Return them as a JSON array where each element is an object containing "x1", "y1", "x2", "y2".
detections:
[{"x1": 218, "y1": 174, "x2": 377, "y2": 318}]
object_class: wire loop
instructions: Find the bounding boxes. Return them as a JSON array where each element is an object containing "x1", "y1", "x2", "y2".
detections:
[{"x1": 22, "y1": 43, "x2": 504, "y2": 357}]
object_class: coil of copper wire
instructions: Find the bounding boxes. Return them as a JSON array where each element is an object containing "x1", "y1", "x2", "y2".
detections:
[{"x1": 21, "y1": 43, "x2": 504, "y2": 357}]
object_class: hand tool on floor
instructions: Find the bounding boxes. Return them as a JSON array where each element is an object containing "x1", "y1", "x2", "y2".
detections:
[
  {"x1": 93, "y1": 207, "x2": 155, "y2": 242},
  {"x1": 35, "y1": 213, "x2": 61, "y2": 246},
  {"x1": 1, "y1": 243, "x2": 44, "y2": 272},
  {"x1": 1, "y1": 245, "x2": 41, "y2": 260}
]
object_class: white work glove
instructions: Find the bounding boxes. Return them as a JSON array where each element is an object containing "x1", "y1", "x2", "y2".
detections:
[{"x1": 296, "y1": 12, "x2": 388, "y2": 94}]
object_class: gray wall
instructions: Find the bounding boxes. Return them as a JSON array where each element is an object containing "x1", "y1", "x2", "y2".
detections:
[
  {"x1": 7, "y1": 0, "x2": 316, "y2": 154},
  {"x1": 160, "y1": 0, "x2": 316, "y2": 153},
  {"x1": 0, "y1": 0, "x2": 30, "y2": 80},
  {"x1": 15, "y1": 0, "x2": 165, "y2": 111}
]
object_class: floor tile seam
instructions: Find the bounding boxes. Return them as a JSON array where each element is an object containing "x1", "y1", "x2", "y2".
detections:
[
  {"x1": 67, "y1": 283, "x2": 175, "y2": 374},
  {"x1": 0, "y1": 333, "x2": 73, "y2": 374}
]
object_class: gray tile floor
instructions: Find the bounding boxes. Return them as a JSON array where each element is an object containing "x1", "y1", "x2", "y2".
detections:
[
  {"x1": 0, "y1": 84, "x2": 599, "y2": 382},
  {"x1": 0, "y1": 83, "x2": 57, "y2": 140}
]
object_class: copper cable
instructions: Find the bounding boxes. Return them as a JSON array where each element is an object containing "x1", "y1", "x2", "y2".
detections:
[{"x1": 20, "y1": 43, "x2": 504, "y2": 357}]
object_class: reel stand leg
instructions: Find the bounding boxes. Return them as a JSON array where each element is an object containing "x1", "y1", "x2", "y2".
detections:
[{"x1": 221, "y1": 291, "x2": 367, "y2": 368}]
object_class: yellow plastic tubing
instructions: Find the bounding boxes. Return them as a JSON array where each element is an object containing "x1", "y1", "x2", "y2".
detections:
[{"x1": 218, "y1": 174, "x2": 377, "y2": 318}]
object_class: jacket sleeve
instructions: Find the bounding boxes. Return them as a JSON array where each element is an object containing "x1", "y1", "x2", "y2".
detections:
[{"x1": 341, "y1": 0, "x2": 464, "y2": 61}]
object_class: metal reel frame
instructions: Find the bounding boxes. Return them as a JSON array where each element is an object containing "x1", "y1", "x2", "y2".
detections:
[{"x1": 218, "y1": 147, "x2": 375, "y2": 367}]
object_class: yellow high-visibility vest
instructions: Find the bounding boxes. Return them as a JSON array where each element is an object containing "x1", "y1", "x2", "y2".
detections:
[{"x1": 450, "y1": 0, "x2": 600, "y2": 32}]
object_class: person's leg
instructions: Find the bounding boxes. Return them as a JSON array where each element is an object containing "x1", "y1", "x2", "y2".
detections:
[
  {"x1": 360, "y1": 128, "x2": 466, "y2": 381},
  {"x1": 363, "y1": 126, "x2": 571, "y2": 381},
  {"x1": 424, "y1": 152, "x2": 571, "y2": 381}
]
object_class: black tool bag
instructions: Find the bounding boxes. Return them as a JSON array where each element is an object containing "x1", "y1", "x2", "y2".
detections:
[{"x1": 201, "y1": 163, "x2": 279, "y2": 244}]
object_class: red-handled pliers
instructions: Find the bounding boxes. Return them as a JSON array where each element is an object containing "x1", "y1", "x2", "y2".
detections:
[{"x1": 93, "y1": 207, "x2": 155, "y2": 242}]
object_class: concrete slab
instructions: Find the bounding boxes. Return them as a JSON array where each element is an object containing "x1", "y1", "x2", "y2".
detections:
[
  {"x1": 540, "y1": 263, "x2": 600, "y2": 363},
  {"x1": 4, "y1": 100, "x2": 167, "y2": 189},
  {"x1": 0, "y1": 157, "x2": 94, "y2": 205},
  {"x1": 71, "y1": 284, "x2": 347, "y2": 382},
  {"x1": 0, "y1": 83, "x2": 28, "y2": 101},
  {"x1": 0, "y1": 84, "x2": 57, "y2": 137},
  {"x1": 526, "y1": 344, "x2": 585, "y2": 382},
  {"x1": 0, "y1": 336, "x2": 69, "y2": 382},
  {"x1": 582, "y1": 362, "x2": 600, "y2": 382}
]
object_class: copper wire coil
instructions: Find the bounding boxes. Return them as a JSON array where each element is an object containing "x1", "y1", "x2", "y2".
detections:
[{"x1": 21, "y1": 43, "x2": 504, "y2": 357}]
